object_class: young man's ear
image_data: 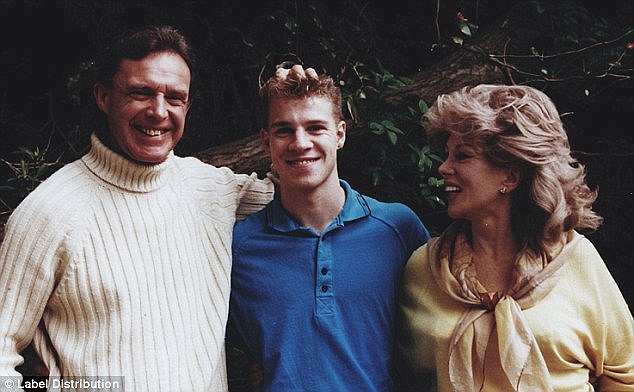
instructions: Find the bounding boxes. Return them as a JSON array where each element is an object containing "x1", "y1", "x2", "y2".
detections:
[
  {"x1": 260, "y1": 128, "x2": 271, "y2": 153},
  {"x1": 336, "y1": 120, "x2": 346, "y2": 150}
]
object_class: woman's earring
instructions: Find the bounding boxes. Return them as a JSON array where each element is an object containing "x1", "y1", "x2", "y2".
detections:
[{"x1": 499, "y1": 186, "x2": 507, "y2": 194}]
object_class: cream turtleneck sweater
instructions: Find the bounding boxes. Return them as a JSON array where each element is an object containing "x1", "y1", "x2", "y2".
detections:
[{"x1": 0, "y1": 134, "x2": 273, "y2": 391}]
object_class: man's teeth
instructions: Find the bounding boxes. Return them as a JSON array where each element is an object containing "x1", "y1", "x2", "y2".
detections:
[
  {"x1": 445, "y1": 186, "x2": 461, "y2": 193},
  {"x1": 141, "y1": 129, "x2": 165, "y2": 136},
  {"x1": 289, "y1": 159, "x2": 318, "y2": 165}
]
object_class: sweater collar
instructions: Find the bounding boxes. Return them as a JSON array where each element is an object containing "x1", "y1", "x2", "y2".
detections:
[
  {"x1": 81, "y1": 133, "x2": 174, "y2": 193},
  {"x1": 265, "y1": 180, "x2": 370, "y2": 234}
]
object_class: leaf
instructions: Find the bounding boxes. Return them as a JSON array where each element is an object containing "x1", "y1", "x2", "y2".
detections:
[
  {"x1": 371, "y1": 171, "x2": 381, "y2": 186},
  {"x1": 467, "y1": 22, "x2": 479, "y2": 35},
  {"x1": 388, "y1": 131, "x2": 398, "y2": 145},
  {"x1": 382, "y1": 120, "x2": 404, "y2": 134},
  {"x1": 16, "y1": 147, "x2": 35, "y2": 160},
  {"x1": 369, "y1": 122, "x2": 384, "y2": 134},
  {"x1": 428, "y1": 177, "x2": 444, "y2": 187},
  {"x1": 451, "y1": 36, "x2": 464, "y2": 45},
  {"x1": 36, "y1": 165, "x2": 50, "y2": 179},
  {"x1": 427, "y1": 196, "x2": 446, "y2": 207},
  {"x1": 535, "y1": 3, "x2": 546, "y2": 14},
  {"x1": 460, "y1": 23, "x2": 472, "y2": 37},
  {"x1": 346, "y1": 97, "x2": 358, "y2": 122},
  {"x1": 418, "y1": 99, "x2": 429, "y2": 114}
]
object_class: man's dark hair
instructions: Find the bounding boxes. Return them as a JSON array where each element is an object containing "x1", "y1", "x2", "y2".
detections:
[{"x1": 95, "y1": 25, "x2": 196, "y2": 89}]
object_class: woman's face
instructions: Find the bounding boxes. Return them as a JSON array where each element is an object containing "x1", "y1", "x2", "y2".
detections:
[{"x1": 438, "y1": 134, "x2": 513, "y2": 222}]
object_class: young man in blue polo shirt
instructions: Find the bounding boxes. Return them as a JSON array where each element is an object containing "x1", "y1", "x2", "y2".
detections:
[{"x1": 228, "y1": 65, "x2": 430, "y2": 391}]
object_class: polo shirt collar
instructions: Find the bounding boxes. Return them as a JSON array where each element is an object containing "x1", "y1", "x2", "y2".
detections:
[{"x1": 266, "y1": 180, "x2": 370, "y2": 233}]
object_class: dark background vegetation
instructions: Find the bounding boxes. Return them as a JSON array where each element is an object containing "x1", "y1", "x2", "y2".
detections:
[{"x1": 0, "y1": 0, "x2": 632, "y2": 378}]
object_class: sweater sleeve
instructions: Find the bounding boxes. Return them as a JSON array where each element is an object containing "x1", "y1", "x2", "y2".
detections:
[
  {"x1": 0, "y1": 191, "x2": 68, "y2": 381},
  {"x1": 233, "y1": 172, "x2": 274, "y2": 221}
]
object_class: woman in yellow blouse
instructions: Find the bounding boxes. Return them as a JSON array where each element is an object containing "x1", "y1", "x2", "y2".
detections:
[{"x1": 396, "y1": 84, "x2": 634, "y2": 391}]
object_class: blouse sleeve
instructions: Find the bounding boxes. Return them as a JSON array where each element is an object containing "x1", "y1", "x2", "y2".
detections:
[{"x1": 579, "y1": 239, "x2": 634, "y2": 388}]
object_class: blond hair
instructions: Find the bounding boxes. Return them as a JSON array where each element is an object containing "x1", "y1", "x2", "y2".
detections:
[
  {"x1": 258, "y1": 67, "x2": 343, "y2": 128},
  {"x1": 424, "y1": 84, "x2": 602, "y2": 252}
]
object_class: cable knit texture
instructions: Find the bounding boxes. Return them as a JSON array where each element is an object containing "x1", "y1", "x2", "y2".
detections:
[{"x1": 0, "y1": 134, "x2": 273, "y2": 391}]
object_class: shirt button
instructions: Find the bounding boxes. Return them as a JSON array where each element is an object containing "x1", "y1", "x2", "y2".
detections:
[
  {"x1": 321, "y1": 267, "x2": 328, "y2": 275},
  {"x1": 321, "y1": 285, "x2": 328, "y2": 292}
]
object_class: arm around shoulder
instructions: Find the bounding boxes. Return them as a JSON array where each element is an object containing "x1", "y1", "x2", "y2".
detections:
[{"x1": 233, "y1": 171, "x2": 274, "y2": 221}]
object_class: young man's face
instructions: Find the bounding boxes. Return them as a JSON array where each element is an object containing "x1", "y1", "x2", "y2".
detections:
[
  {"x1": 262, "y1": 96, "x2": 346, "y2": 193},
  {"x1": 93, "y1": 51, "x2": 192, "y2": 164}
]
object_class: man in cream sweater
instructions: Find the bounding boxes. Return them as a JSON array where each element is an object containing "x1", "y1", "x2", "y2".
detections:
[{"x1": 0, "y1": 25, "x2": 273, "y2": 391}]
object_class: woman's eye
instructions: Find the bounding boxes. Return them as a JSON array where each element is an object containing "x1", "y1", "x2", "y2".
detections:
[{"x1": 455, "y1": 151, "x2": 472, "y2": 161}]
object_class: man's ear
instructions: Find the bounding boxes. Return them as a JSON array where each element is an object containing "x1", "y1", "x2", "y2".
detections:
[
  {"x1": 336, "y1": 120, "x2": 346, "y2": 150},
  {"x1": 184, "y1": 98, "x2": 193, "y2": 115},
  {"x1": 260, "y1": 128, "x2": 271, "y2": 153},
  {"x1": 93, "y1": 83, "x2": 109, "y2": 114}
]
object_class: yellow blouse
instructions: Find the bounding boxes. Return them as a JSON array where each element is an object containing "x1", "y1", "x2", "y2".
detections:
[{"x1": 396, "y1": 228, "x2": 634, "y2": 391}]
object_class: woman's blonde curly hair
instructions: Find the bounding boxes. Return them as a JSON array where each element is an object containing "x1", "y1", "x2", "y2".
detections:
[{"x1": 424, "y1": 84, "x2": 602, "y2": 252}]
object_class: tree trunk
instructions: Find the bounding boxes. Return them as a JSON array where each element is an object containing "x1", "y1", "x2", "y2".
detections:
[
  {"x1": 195, "y1": 133, "x2": 269, "y2": 175},
  {"x1": 384, "y1": 2, "x2": 521, "y2": 103},
  {"x1": 195, "y1": 2, "x2": 523, "y2": 173},
  {"x1": 196, "y1": 127, "x2": 364, "y2": 175}
]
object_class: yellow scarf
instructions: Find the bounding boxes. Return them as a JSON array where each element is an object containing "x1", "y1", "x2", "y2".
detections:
[{"x1": 430, "y1": 222, "x2": 580, "y2": 391}]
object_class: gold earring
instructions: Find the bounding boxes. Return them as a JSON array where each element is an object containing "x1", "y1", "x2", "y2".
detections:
[{"x1": 499, "y1": 186, "x2": 507, "y2": 194}]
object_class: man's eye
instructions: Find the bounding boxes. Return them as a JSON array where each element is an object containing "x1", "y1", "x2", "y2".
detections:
[
  {"x1": 308, "y1": 125, "x2": 327, "y2": 132},
  {"x1": 274, "y1": 128, "x2": 293, "y2": 135},
  {"x1": 129, "y1": 90, "x2": 152, "y2": 99},
  {"x1": 166, "y1": 96, "x2": 188, "y2": 106}
]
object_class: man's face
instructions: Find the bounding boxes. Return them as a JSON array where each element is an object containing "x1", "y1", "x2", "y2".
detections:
[
  {"x1": 94, "y1": 51, "x2": 191, "y2": 164},
  {"x1": 262, "y1": 96, "x2": 346, "y2": 193}
]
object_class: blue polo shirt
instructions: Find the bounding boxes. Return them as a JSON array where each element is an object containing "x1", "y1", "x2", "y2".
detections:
[{"x1": 229, "y1": 180, "x2": 429, "y2": 391}]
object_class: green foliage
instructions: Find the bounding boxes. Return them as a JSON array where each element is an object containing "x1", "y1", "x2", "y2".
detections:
[
  {"x1": 338, "y1": 62, "x2": 445, "y2": 212},
  {"x1": 0, "y1": 0, "x2": 632, "y2": 232},
  {"x1": 0, "y1": 0, "x2": 632, "y2": 386},
  {"x1": 0, "y1": 0, "x2": 450, "y2": 226},
  {"x1": 0, "y1": 146, "x2": 61, "y2": 203},
  {"x1": 452, "y1": 11, "x2": 479, "y2": 45}
]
